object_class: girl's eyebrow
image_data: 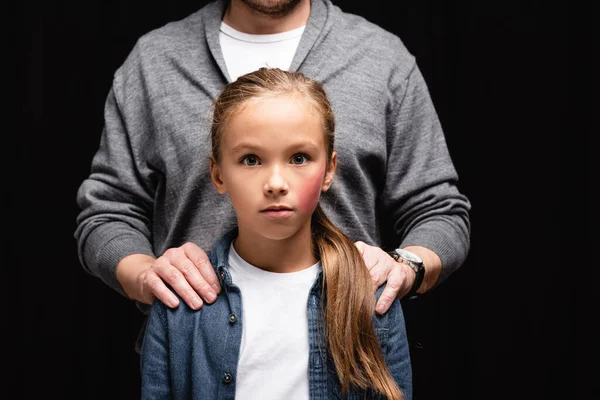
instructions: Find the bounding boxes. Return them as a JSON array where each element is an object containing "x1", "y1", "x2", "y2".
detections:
[
  {"x1": 230, "y1": 143, "x2": 262, "y2": 154},
  {"x1": 230, "y1": 140, "x2": 321, "y2": 154}
]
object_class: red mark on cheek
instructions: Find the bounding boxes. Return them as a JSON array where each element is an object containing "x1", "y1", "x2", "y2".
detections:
[{"x1": 298, "y1": 168, "x2": 325, "y2": 214}]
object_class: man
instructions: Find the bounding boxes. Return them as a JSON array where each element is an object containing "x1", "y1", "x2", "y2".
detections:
[{"x1": 75, "y1": 0, "x2": 470, "y2": 334}]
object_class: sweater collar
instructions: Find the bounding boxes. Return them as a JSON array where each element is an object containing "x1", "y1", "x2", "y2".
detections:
[{"x1": 203, "y1": 0, "x2": 331, "y2": 83}]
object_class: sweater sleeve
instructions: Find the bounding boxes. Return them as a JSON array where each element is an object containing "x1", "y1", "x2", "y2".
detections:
[
  {"x1": 74, "y1": 46, "x2": 157, "y2": 296},
  {"x1": 383, "y1": 61, "x2": 471, "y2": 286}
]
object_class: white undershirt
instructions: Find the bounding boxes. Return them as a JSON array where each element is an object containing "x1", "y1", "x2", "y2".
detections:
[
  {"x1": 219, "y1": 21, "x2": 305, "y2": 82},
  {"x1": 227, "y1": 243, "x2": 321, "y2": 400}
]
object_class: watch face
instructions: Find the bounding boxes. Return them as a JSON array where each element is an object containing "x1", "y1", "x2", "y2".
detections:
[{"x1": 395, "y1": 249, "x2": 423, "y2": 264}]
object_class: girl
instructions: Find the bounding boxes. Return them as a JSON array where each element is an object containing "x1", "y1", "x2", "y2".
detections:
[{"x1": 140, "y1": 68, "x2": 412, "y2": 399}]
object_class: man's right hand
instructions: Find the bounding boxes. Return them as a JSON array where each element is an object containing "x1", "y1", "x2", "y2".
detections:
[{"x1": 116, "y1": 243, "x2": 221, "y2": 310}]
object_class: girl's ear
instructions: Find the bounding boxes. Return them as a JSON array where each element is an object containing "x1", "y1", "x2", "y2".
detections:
[
  {"x1": 210, "y1": 156, "x2": 227, "y2": 194},
  {"x1": 321, "y1": 151, "x2": 337, "y2": 192}
]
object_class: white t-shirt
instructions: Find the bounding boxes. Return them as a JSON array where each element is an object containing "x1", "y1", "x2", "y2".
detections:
[
  {"x1": 227, "y1": 243, "x2": 321, "y2": 400},
  {"x1": 219, "y1": 21, "x2": 305, "y2": 82}
]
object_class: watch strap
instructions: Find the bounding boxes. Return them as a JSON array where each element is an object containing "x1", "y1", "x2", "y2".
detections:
[{"x1": 406, "y1": 262, "x2": 424, "y2": 298}]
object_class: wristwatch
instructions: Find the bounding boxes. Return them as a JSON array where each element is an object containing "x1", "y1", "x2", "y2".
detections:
[{"x1": 389, "y1": 248, "x2": 425, "y2": 298}]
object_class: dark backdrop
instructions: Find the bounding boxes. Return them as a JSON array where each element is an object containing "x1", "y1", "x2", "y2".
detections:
[{"x1": 18, "y1": 1, "x2": 587, "y2": 399}]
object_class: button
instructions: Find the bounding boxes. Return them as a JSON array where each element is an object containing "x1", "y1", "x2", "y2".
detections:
[
  {"x1": 222, "y1": 372, "x2": 233, "y2": 384},
  {"x1": 220, "y1": 271, "x2": 225, "y2": 279},
  {"x1": 229, "y1": 313, "x2": 237, "y2": 323}
]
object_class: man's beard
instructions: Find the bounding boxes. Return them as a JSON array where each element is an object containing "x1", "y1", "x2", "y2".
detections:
[{"x1": 239, "y1": 0, "x2": 304, "y2": 17}]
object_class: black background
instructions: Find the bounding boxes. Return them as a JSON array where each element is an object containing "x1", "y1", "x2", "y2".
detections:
[{"x1": 17, "y1": 1, "x2": 591, "y2": 399}]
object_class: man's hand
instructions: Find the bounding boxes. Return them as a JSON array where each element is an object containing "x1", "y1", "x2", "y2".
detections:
[
  {"x1": 116, "y1": 243, "x2": 222, "y2": 310},
  {"x1": 354, "y1": 241, "x2": 415, "y2": 314}
]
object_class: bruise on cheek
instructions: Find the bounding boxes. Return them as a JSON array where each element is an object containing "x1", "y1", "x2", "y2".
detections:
[{"x1": 298, "y1": 167, "x2": 325, "y2": 214}]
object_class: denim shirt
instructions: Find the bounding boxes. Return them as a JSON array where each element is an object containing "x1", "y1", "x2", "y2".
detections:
[{"x1": 140, "y1": 229, "x2": 413, "y2": 399}]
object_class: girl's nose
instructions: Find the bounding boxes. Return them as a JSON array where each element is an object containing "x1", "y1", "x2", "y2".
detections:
[{"x1": 264, "y1": 165, "x2": 289, "y2": 195}]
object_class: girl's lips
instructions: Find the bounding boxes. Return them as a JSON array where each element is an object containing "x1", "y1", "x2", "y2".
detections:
[{"x1": 261, "y1": 209, "x2": 293, "y2": 219}]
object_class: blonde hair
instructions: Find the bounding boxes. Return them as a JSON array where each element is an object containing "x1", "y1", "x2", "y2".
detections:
[{"x1": 211, "y1": 67, "x2": 403, "y2": 399}]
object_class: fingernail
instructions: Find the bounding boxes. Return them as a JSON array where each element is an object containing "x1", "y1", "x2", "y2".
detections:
[
  {"x1": 191, "y1": 297, "x2": 203, "y2": 309},
  {"x1": 376, "y1": 304, "x2": 385, "y2": 314},
  {"x1": 212, "y1": 283, "x2": 221, "y2": 293},
  {"x1": 205, "y1": 292, "x2": 217, "y2": 303}
]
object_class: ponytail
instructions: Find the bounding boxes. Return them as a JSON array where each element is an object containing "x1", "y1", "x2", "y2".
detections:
[{"x1": 312, "y1": 205, "x2": 403, "y2": 399}]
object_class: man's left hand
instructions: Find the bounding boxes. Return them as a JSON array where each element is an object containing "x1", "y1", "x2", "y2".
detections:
[{"x1": 355, "y1": 241, "x2": 415, "y2": 314}]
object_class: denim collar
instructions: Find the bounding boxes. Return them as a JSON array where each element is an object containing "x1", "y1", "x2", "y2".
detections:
[
  {"x1": 210, "y1": 227, "x2": 238, "y2": 287},
  {"x1": 211, "y1": 227, "x2": 324, "y2": 297}
]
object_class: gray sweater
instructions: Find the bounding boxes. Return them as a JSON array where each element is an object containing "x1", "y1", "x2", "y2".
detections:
[{"x1": 75, "y1": 0, "x2": 471, "y2": 298}]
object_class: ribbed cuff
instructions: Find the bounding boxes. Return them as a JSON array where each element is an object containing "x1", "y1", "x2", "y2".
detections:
[
  {"x1": 400, "y1": 221, "x2": 470, "y2": 287},
  {"x1": 84, "y1": 230, "x2": 155, "y2": 297}
]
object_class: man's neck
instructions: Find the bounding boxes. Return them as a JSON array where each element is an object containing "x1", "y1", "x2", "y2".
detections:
[{"x1": 223, "y1": 0, "x2": 310, "y2": 34}]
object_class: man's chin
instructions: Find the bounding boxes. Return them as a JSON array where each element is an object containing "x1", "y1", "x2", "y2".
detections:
[{"x1": 239, "y1": 0, "x2": 303, "y2": 18}]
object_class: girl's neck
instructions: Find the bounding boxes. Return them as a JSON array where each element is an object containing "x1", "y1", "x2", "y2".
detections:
[{"x1": 233, "y1": 224, "x2": 317, "y2": 273}]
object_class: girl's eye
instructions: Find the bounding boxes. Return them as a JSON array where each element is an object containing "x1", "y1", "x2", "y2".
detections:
[
  {"x1": 291, "y1": 154, "x2": 309, "y2": 165},
  {"x1": 241, "y1": 155, "x2": 260, "y2": 166}
]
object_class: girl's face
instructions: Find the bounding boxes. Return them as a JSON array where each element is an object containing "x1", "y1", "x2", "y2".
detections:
[{"x1": 210, "y1": 94, "x2": 336, "y2": 242}]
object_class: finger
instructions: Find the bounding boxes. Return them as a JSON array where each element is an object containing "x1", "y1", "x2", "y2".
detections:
[
  {"x1": 165, "y1": 246, "x2": 217, "y2": 306},
  {"x1": 354, "y1": 241, "x2": 366, "y2": 255},
  {"x1": 153, "y1": 258, "x2": 204, "y2": 310},
  {"x1": 163, "y1": 246, "x2": 217, "y2": 307},
  {"x1": 360, "y1": 245, "x2": 382, "y2": 271},
  {"x1": 183, "y1": 242, "x2": 221, "y2": 294},
  {"x1": 144, "y1": 268, "x2": 180, "y2": 308},
  {"x1": 375, "y1": 264, "x2": 405, "y2": 314},
  {"x1": 367, "y1": 255, "x2": 390, "y2": 287},
  {"x1": 170, "y1": 257, "x2": 216, "y2": 308}
]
